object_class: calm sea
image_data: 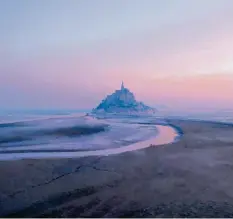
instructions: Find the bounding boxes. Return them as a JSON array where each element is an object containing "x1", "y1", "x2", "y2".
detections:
[
  {"x1": 1, "y1": 109, "x2": 233, "y2": 124},
  {"x1": 0, "y1": 109, "x2": 90, "y2": 123}
]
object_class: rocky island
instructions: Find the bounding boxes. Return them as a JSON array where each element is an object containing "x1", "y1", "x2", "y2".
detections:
[{"x1": 92, "y1": 82, "x2": 157, "y2": 115}]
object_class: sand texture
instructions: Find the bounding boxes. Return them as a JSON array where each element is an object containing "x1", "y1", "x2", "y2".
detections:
[{"x1": 1, "y1": 119, "x2": 233, "y2": 217}]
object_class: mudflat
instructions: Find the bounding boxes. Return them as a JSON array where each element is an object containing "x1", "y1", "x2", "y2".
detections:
[{"x1": 1, "y1": 119, "x2": 233, "y2": 217}]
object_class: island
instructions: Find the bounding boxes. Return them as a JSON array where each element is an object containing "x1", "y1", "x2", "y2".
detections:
[{"x1": 91, "y1": 82, "x2": 157, "y2": 115}]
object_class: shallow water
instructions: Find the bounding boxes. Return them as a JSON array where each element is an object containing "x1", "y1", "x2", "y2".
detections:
[
  {"x1": 0, "y1": 124, "x2": 178, "y2": 160},
  {"x1": 0, "y1": 115, "x2": 158, "y2": 152},
  {"x1": 0, "y1": 116, "x2": 106, "y2": 148},
  {"x1": 0, "y1": 113, "x2": 180, "y2": 160}
]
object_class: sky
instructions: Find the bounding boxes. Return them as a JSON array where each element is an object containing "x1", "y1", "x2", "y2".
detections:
[{"x1": 1, "y1": 0, "x2": 233, "y2": 110}]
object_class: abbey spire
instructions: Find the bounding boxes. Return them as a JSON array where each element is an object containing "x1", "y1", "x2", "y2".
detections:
[{"x1": 121, "y1": 81, "x2": 125, "y2": 90}]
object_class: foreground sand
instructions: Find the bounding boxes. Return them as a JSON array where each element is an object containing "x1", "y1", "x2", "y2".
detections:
[{"x1": 1, "y1": 119, "x2": 233, "y2": 217}]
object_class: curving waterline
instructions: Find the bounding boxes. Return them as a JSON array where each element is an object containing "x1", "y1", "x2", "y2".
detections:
[{"x1": 0, "y1": 125, "x2": 179, "y2": 161}]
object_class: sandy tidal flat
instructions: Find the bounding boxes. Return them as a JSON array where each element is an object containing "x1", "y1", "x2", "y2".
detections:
[{"x1": 1, "y1": 119, "x2": 233, "y2": 217}]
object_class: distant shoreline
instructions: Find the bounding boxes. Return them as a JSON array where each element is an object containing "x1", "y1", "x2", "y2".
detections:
[{"x1": 165, "y1": 117, "x2": 233, "y2": 127}]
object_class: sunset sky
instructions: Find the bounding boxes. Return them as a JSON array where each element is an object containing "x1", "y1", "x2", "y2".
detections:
[{"x1": 1, "y1": 0, "x2": 233, "y2": 110}]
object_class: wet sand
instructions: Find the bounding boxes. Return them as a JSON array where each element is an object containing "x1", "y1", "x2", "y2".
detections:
[{"x1": 1, "y1": 119, "x2": 233, "y2": 217}]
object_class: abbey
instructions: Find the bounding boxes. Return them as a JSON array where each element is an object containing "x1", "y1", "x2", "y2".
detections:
[{"x1": 92, "y1": 82, "x2": 157, "y2": 115}]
